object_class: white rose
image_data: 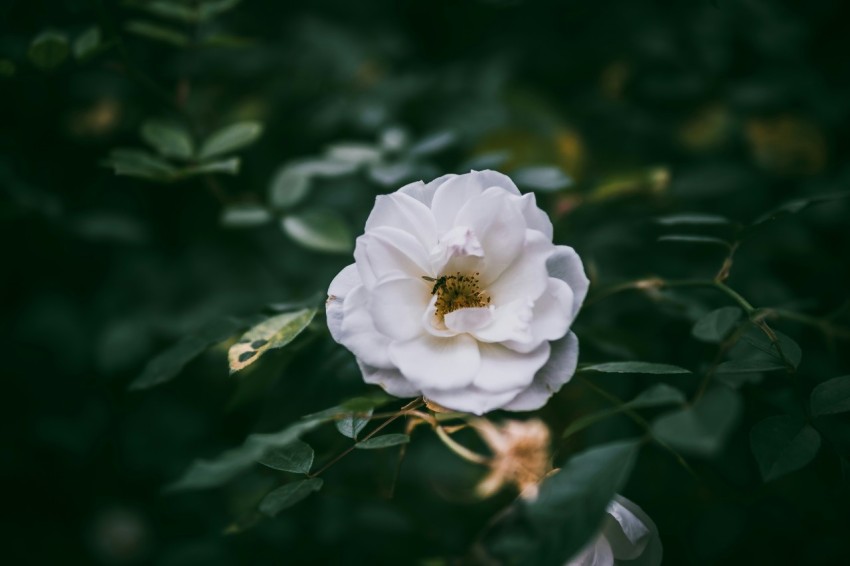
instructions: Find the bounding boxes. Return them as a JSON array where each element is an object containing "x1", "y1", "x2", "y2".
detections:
[
  {"x1": 567, "y1": 495, "x2": 662, "y2": 566},
  {"x1": 326, "y1": 170, "x2": 588, "y2": 414}
]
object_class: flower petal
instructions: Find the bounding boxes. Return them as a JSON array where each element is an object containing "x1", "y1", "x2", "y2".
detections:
[
  {"x1": 365, "y1": 192, "x2": 438, "y2": 252},
  {"x1": 487, "y1": 229, "x2": 553, "y2": 304},
  {"x1": 470, "y1": 298, "x2": 534, "y2": 345},
  {"x1": 517, "y1": 192, "x2": 553, "y2": 239},
  {"x1": 370, "y1": 276, "x2": 431, "y2": 341},
  {"x1": 357, "y1": 360, "x2": 421, "y2": 398},
  {"x1": 444, "y1": 307, "x2": 493, "y2": 334},
  {"x1": 327, "y1": 263, "x2": 360, "y2": 343},
  {"x1": 547, "y1": 245, "x2": 590, "y2": 318},
  {"x1": 430, "y1": 170, "x2": 521, "y2": 233},
  {"x1": 398, "y1": 173, "x2": 455, "y2": 207},
  {"x1": 474, "y1": 341, "x2": 550, "y2": 393},
  {"x1": 603, "y1": 496, "x2": 662, "y2": 565},
  {"x1": 355, "y1": 226, "x2": 433, "y2": 288},
  {"x1": 389, "y1": 333, "x2": 480, "y2": 390},
  {"x1": 422, "y1": 384, "x2": 524, "y2": 415},
  {"x1": 337, "y1": 285, "x2": 393, "y2": 368},
  {"x1": 529, "y1": 277, "x2": 575, "y2": 343},
  {"x1": 500, "y1": 331, "x2": 579, "y2": 411}
]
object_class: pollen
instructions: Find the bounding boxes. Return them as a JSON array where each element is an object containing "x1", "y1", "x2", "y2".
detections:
[{"x1": 426, "y1": 272, "x2": 491, "y2": 318}]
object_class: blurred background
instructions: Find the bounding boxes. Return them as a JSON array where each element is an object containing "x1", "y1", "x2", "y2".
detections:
[{"x1": 3, "y1": 0, "x2": 849, "y2": 564}]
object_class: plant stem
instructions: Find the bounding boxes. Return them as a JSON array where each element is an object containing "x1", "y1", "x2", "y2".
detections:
[{"x1": 435, "y1": 426, "x2": 490, "y2": 465}]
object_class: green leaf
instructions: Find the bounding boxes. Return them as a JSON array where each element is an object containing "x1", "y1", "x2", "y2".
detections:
[
  {"x1": 513, "y1": 166, "x2": 573, "y2": 192},
  {"x1": 125, "y1": 20, "x2": 190, "y2": 47},
  {"x1": 325, "y1": 142, "x2": 382, "y2": 165},
  {"x1": 750, "y1": 415, "x2": 821, "y2": 481},
  {"x1": 220, "y1": 204, "x2": 273, "y2": 228},
  {"x1": 184, "y1": 158, "x2": 241, "y2": 176},
  {"x1": 28, "y1": 30, "x2": 69, "y2": 70},
  {"x1": 563, "y1": 384, "x2": 686, "y2": 439},
  {"x1": 72, "y1": 27, "x2": 101, "y2": 60},
  {"x1": 282, "y1": 209, "x2": 353, "y2": 254},
  {"x1": 258, "y1": 440, "x2": 314, "y2": 474},
  {"x1": 269, "y1": 165, "x2": 311, "y2": 209},
  {"x1": 126, "y1": 0, "x2": 242, "y2": 23},
  {"x1": 335, "y1": 408, "x2": 373, "y2": 439},
  {"x1": 356, "y1": 434, "x2": 410, "y2": 449},
  {"x1": 301, "y1": 392, "x2": 394, "y2": 422},
  {"x1": 168, "y1": 420, "x2": 323, "y2": 491},
  {"x1": 409, "y1": 130, "x2": 456, "y2": 156},
  {"x1": 520, "y1": 440, "x2": 640, "y2": 565},
  {"x1": 228, "y1": 308, "x2": 317, "y2": 373},
  {"x1": 715, "y1": 359, "x2": 785, "y2": 374},
  {"x1": 657, "y1": 235, "x2": 730, "y2": 247},
  {"x1": 0, "y1": 59, "x2": 15, "y2": 77},
  {"x1": 752, "y1": 192, "x2": 850, "y2": 226},
  {"x1": 724, "y1": 325, "x2": 801, "y2": 371},
  {"x1": 810, "y1": 376, "x2": 850, "y2": 417},
  {"x1": 581, "y1": 361, "x2": 691, "y2": 375},
  {"x1": 141, "y1": 120, "x2": 194, "y2": 160},
  {"x1": 652, "y1": 386, "x2": 742, "y2": 456},
  {"x1": 259, "y1": 478, "x2": 323, "y2": 517},
  {"x1": 368, "y1": 162, "x2": 415, "y2": 187},
  {"x1": 655, "y1": 213, "x2": 731, "y2": 226},
  {"x1": 131, "y1": 318, "x2": 242, "y2": 390},
  {"x1": 692, "y1": 307, "x2": 742, "y2": 343},
  {"x1": 199, "y1": 121, "x2": 264, "y2": 160},
  {"x1": 104, "y1": 148, "x2": 178, "y2": 178}
]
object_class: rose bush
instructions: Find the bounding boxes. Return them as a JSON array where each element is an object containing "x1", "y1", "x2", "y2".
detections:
[{"x1": 327, "y1": 170, "x2": 588, "y2": 414}]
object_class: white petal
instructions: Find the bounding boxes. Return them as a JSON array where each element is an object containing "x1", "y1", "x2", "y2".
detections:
[
  {"x1": 452, "y1": 187, "x2": 526, "y2": 282},
  {"x1": 604, "y1": 496, "x2": 662, "y2": 565},
  {"x1": 398, "y1": 174, "x2": 455, "y2": 207},
  {"x1": 389, "y1": 333, "x2": 480, "y2": 390},
  {"x1": 470, "y1": 298, "x2": 534, "y2": 345},
  {"x1": 517, "y1": 192, "x2": 554, "y2": 239},
  {"x1": 357, "y1": 360, "x2": 421, "y2": 398},
  {"x1": 370, "y1": 276, "x2": 431, "y2": 341},
  {"x1": 430, "y1": 170, "x2": 521, "y2": 233},
  {"x1": 487, "y1": 230, "x2": 553, "y2": 304},
  {"x1": 422, "y1": 384, "x2": 524, "y2": 415},
  {"x1": 365, "y1": 193, "x2": 438, "y2": 252},
  {"x1": 500, "y1": 331, "x2": 579, "y2": 411},
  {"x1": 529, "y1": 277, "x2": 575, "y2": 343},
  {"x1": 337, "y1": 285, "x2": 393, "y2": 368},
  {"x1": 547, "y1": 245, "x2": 590, "y2": 319},
  {"x1": 327, "y1": 264, "x2": 360, "y2": 343},
  {"x1": 565, "y1": 535, "x2": 614, "y2": 566},
  {"x1": 440, "y1": 225, "x2": 485, "y2": 259},
  {"x1": 473, "y1": 341, "x2": 551, "y2": 393},
  {"x1": 422, "y1": 295, "x2": 458, "y2": 338},
  {"x1": 444, "y1": 307, "x2": 493, "y2": 334},
  {"x1": 355, "y1": 226, "x2": 433, "y2": 288}
]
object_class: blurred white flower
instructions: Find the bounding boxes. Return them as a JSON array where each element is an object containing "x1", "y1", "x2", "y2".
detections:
[
  {"x1": 327, "y1": 170, "x2": 588, "y2": 414},
  {"x1": 567, "y1": 496, "x2": 662, "y2": 566}
]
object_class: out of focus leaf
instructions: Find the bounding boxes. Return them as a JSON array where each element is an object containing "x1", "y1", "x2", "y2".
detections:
[
  {"x1": 28, "y1": 30, "x2": 69, "y2": 70},
  {"x1": 335, "y1": 408, "x2": 373, "y2": 439},
  {"x1": 715, "y1": 359, "x2": 786, "y2": 373},
  {"x1": 692, "y1": 307, "x2": 742, "y2": 343},
  {"x1": 269, "y1": 165, "x2": 311, "y2": 209},
  {"x1": 259, "y1": 478, "x2": 323, "y2": 517},
  {"x1": 655, "y1": 213, "x2": 731, "y2": 226},
  {"x1": 141, "y1": 120, "x2": 194, "y2": 160},
  {"x1": 221, "y1": 204, "x2": 273, "y2": 228},
  {"x1": 461, "y1": 151, "x2": 510, "y2": 171},
  {"x1": 369, "y1": 162, "x2": 415, "y2": 187},
  {"x1": 258, "y1": 441, "x2": 314, "y2": 474},
  {"x1": 282, "y1": 209, "x2": 353, "y2": 254},
  {"x1": 652, "y1": 386, "x2": 741, "y2": 456},
  {"x1": 130, "y1": 318, "x2": 243, "y2": 390},
  {"x1": 199, "y1": 121, "x2": 263, "y2": 160},
  {"x1": 185, "y1": 157, "x2": 241, "y2": 176},
  {"x1": 750, "y1": 415, "x2": 821, "y2": 481},
  {"x1": 513, "y1": 166, "x2": 572, "y2": 192},
  {"x1": 325, "y1": 142, "x2": 382, "y2": 165},
  {"x1": 72, "y1": 27, "x2": 101, "y2": 60},
  {"x1": 168, "y1": 420, "x2": 323, "y2": 491},
  {"x1": 409, "y1": 131, "x2": 456, "y2": 156},
  {"x1": 581, "y1": 361, "x2": 691, "y2": 375},
  {"x1": 302, "y1": 392, "x2": 395, "y2": 422},
  {"x1": 810, "y1": 376, "x2": 850, "y2": 417},
  {"x1": 125, "y1": 20, "x2": 190, "y2": 47},
  {"x1": 725, "y1": 325, "x2": 801, "y2": 371},
  {"x1": 127, "y1": 0, "x2": 242, "y2": 23},
  {"x1": 658, "y1": 235, "x2": 730, "y2": 247},
  {"x1": 228, "y1": 308, "x2": 317, "y2": 373},
  {"x1": 752, "y1": 192, "x2": 850, "y2": 226},
  {"x1": 356, "y1": 434, "x2": 410, "y2": 449},
  {"x1": 104, "y1": 148, "x2": 178, "y2": 181}
]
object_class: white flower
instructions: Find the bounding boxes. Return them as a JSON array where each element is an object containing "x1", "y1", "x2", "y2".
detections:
[
  {"x1": 326, "y1": 170, "x2": 589, "y2": 414},
  {"x1": 567, "y1": 496, "x2": 662, "y2": 566}
]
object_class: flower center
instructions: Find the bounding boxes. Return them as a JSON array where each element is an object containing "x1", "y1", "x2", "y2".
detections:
[{"x1": 424, "y1": 272, "x2": 491, "y2": 318}]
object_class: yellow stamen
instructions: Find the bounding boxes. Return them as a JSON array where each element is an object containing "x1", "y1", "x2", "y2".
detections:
[{"x1": 424, "y1": 271, "x2": 490, "y2": 319}]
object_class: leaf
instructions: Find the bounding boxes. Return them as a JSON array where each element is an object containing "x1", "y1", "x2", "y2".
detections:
[
  {"x1": 692, "y1": 307, "x2": 742, "y2": 343},
  {"x1": 715, "y1": 359, "x2": 785, "y2": 374},
  {"x1": 259, "y1": 478, "x2": 323, "y2": 517},
  {"x1": 409, "y1": 130, "x2": 456, "y2": 156},
  {"x1": 324, "y1": 142, "x2": 382, "y2": 165},
  {"x1": 220, "y1": 204, "x2": 273, "y2": 228},
  {"x1": 752, "y1": 192, "x2": 850, "y2": 226},
  {"x1": 513, "y1": 166, "x2": 573, "y2": 192},
  {"x1": 356, "y1": 434, "x2": 410, "y2": 449},
  {"x1": 184, "y1": 158, "x2": 241, "y2": 176},
  {"x1": 228, "y1": 308, "x2": 317, "y2": 373},
  {"x1": 199, "y1": 121, "x2": 263, "y2": 160},
  {"x1": 72, "y1": 27, "x2": 101, "y2": 60},
  {"x1": 723, "y1": 325, "x2": 801, "y2": 371},
  {"x1": 519, "y1": 440, "x2": 640, "y2": 565},
  {"x1": 335, "y1": 408, "x2": 373, "y2": 439},
  {"x1": 750, "y1": 415, "x2": 821, "y2": 481},
  {"x1": 28, "y1": 30, "x2": 69, "y2": 70},
  {"x1": 104, "y1": 148, "x2": 178, "y2": 181},
  {"x1": 126, "y1": 0, "x2": 242, "y2": 23},
  {"x1": 368, "y1": 162, "x2": 415, "y2": 187},
  {"x1": 461, "y1": 151, "x2": 511, "y2": 171},
  {"x1": 655, "y1": 213, "x2": 731, "y2": 226},
  {"x1": 141, "y1": 120, "x2": 194, "y2": 160},
  {"x1": 269, "y1": 165, "x2": 311, "y2": 209},
  {"x1": 258, "y1": 441, "x2": 314, "y2": 474},
  {"x1": 130, "y1": 318, "x2": 242, "y2": 390},
  {"x1": 563, "y1": 384, "x2": 686, "y2": 439},
  {"x1": 167, "y1": 420, "x2": 323, "y2": 491},
  {"x1": 810, "y1": 376, "x2": 850, "y2": 417},
  {"x1": 652, "y1": 386, "x2": 742, "y2": 456},
  {"x1": 281, "y1": 209, "x2": 353, "y2": 254},
  {"x1": 125, "y1": 20, "x2": 190, "y2": 47},
  {"x1": 657, "y1": 235, "x2": 730, "y2": 247},
  {"x1": 581, "y1": 361, "x2": 691, "y2": 375},
  {"x1": 301, "y1": 392, "x2": 395, "y2": 422}
]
